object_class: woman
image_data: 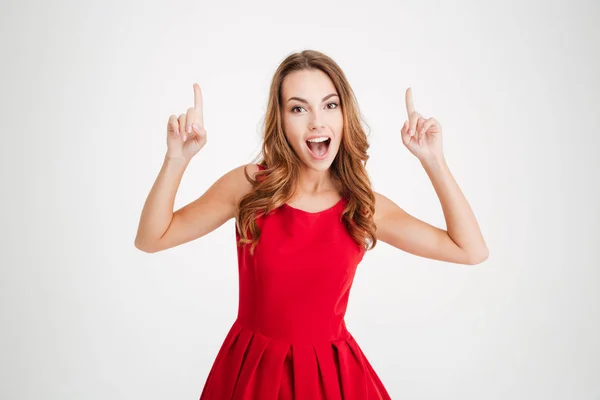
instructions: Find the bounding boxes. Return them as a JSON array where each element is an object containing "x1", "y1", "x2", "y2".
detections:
[{"x1": 135, "y1": 50, "x2": 489, "y2": 399}]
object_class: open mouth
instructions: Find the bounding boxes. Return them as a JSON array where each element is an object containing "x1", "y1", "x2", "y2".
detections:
[{"x1": 306, "y1": 137, "x2": 331, "y2": 158}]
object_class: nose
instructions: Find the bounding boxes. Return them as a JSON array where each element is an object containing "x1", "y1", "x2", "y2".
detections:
[{"x1": 308, "y1": 111, "x2": 325, "y2": 131}]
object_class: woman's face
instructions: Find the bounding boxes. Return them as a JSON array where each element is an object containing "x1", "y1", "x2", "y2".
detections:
[{"x1": 281, "y1": 69, "x2": 343, "y2": 170}]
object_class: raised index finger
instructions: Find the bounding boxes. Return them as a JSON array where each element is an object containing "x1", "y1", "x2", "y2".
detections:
[
  {"x1": 405, "y1": 87, "x2": 415, "y2": 117},
  {"x1": 193, "y1": 83, "x2": 204, "y2": 127}
]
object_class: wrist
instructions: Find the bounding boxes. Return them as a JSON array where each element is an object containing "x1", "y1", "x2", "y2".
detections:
[
  {"x1": 420, "y1": 153, "x2": 447, "y2": 170},
  {"x1": 164, "y1": 153, "x2": 191, "y2": 165}
]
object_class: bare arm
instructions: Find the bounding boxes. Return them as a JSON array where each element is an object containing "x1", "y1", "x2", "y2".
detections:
[
  {"x1": 421, "y1": 156, "x2": 488, "y2": 262},
  {"x1": 373, "y1": 158, "x2": 488, "y2": 265},
  {"x1": 134, "y1": 155, "x2": 189, "y2": 252},
  {"x1": 134, "y1": 163, "x2": 256, "y2": 253},
  {"x1": 375, "y1": 191, "x2": 478, "y2": 265},
  {"x1": 134, "y1": 82, "x2": 258, "y2": 253},
  {"x1": 376, "y1": 87, "x2": 488, "y2": 265}
]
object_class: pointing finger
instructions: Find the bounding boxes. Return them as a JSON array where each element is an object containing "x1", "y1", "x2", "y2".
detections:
[
  {"x1": 193, "y1": 83, "x2": 204, "y2": 127},
  {"x1": 405, "y1": 87, "x2": 415, "y2": 118}
]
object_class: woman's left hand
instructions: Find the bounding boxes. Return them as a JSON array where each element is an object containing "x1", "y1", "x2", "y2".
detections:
[{"x1": 401, "y1": 87, "x2": 444, "y2": 162}]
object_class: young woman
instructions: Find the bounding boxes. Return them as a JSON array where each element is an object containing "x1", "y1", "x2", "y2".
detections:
[{"x1": 135, "y1": 50, "x2": 488, "y2": 399}]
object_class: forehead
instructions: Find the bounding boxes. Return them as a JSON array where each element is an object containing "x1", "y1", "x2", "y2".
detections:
[{"x1": 282, "y1": 69, "x2": 337, "y2": 98}]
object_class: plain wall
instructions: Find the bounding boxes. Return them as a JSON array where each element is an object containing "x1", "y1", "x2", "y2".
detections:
[{"x1": 1, "y1": 0, "x2": 598, "y2": 398}]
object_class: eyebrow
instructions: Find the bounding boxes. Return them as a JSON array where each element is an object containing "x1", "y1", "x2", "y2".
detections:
[{"x1": 286, "y1": 93, "x2": 339, "y2": 104}]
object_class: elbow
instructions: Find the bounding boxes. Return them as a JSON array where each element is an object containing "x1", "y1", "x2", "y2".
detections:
[
  {"x1": 468, "y1": 248, "x2": 489, "y2": 265},
  {"x1": 134, "y1": 237, "x2": 158, "y2": 253}
]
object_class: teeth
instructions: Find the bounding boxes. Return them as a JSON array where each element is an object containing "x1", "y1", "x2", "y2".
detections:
[{"x1": 306, "y1": 137, "x2": 329, "y2": 143}]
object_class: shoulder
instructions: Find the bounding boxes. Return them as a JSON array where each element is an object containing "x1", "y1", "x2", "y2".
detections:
[
  {"x1": 373, "y1": 190, "x2": 389, "y2": 215},
  {"x1": 228, "y1": 163, "x2": 261, "y2": 205},
  {"x1": 373, "y1": 190, "x2": 405, "y2": 225}
]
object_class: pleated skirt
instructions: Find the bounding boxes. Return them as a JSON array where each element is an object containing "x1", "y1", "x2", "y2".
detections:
[{"x1": 199, "y1": 319, "x2": 391, "y2": 399}]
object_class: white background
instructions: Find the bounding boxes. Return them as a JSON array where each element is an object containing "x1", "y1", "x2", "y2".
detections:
[{"x1": 1, "y1": 0, "x2": 599, "y2": 398}]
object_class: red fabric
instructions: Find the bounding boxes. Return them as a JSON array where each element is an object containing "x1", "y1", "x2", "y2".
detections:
[{"x1": 199, "y1": 164, "x2": 391, "y2": 399}]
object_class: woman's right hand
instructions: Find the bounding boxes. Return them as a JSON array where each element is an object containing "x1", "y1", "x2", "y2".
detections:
[{"x1": 166, "y1": 83, "x2": 207, "y2": 161}]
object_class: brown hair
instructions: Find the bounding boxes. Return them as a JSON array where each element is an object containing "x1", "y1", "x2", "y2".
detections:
[{"x1": 235, "y1": 49, "x2": 377, "y2": 255}]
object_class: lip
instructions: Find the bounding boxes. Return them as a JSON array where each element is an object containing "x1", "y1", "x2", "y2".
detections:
[{"x1": 305, "y1": 134, "x2": 332, "y2": 141}]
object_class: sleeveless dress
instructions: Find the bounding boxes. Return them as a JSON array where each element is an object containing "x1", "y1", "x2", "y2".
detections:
[{"x1": 199, "y1": 164, "x2": 391, "y2": 399}]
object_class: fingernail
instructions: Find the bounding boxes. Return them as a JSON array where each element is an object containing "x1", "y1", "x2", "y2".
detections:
[
  {"x1": 187, "y1": 125, "x2": 191, "y2": 133},
  {"x1": 192, "y1": 124, "x2": 198, "y2": 132},
  {"x1": 183, "y1": 134, "x2": 187, "y2": 141},
  {"x1": 408, "y1": 129, "x2": 413, "y2": 136}
]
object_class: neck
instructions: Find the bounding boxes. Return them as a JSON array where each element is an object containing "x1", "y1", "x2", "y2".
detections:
[{"x1": 295, "y1": 165, "x2": 338, "y2": 195}]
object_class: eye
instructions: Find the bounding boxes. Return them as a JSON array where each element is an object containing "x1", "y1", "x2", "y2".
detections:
[{"x1": 291, "y1": 102, "x2": 339, "y2": 114}]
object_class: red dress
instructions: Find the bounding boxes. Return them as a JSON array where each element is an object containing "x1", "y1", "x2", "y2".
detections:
[{"x1": 199, "y1": 164, "x2": 391, "y2": 399}]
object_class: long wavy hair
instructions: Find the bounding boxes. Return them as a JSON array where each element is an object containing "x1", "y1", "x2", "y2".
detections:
[{"x1": 235, "y1": 49, "x2": 377, "y2": 255}]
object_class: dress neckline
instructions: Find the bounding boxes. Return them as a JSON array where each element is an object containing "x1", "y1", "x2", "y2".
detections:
[
  {"x1": 282, "y1": 197, "x2": 345, "y2": 215},
  {"x1": 255, "y1": 164, "x2": 344, "y2": 215}
]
